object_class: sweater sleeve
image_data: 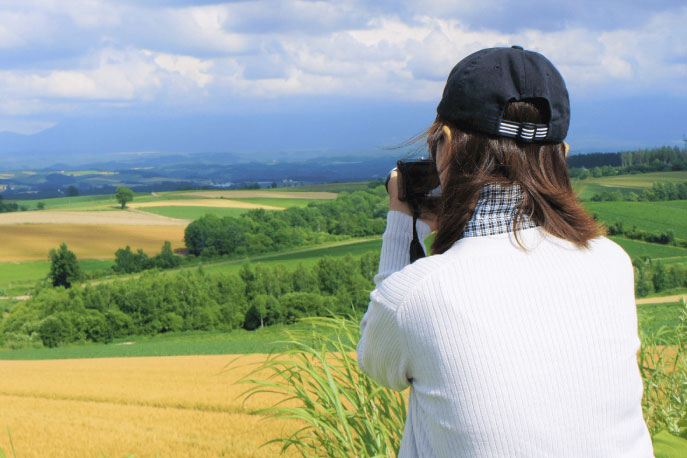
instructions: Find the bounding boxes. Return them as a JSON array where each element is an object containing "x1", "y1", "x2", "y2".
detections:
[{"x1": 357, "y1": 211, "x2": 431, "y2": 391}]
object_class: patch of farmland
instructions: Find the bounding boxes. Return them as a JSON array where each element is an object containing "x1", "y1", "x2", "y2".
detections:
[
  {"x1": 0, "y1": 259, "x2": 114, "y2": 291},
  {"x1": 0, "y1": 210, "x2": 188, "y2": 226},
  {"x1": 287, "y1": 182, "x2": 374, "y2": 192},
  {"x1": 587, "y1": 171, "x2": 687, "y2": 187},
  {"x1": 140, "y1": 205, "x2": 252, "y2": 220},
  {"x1": 0, "y1": 355, "x2": 298, "y2": 458},
  {"x1": 203, "y1": 238, "x2": 383, "y2": 275},
  {"x1": 178, "y1": 190, "x2": 337, "y2": 199},
  {"x1": 583, "y1": 201, "x2": 687, "y2": 239},
  {"x1": 0, "y1": 224, "x2": 185, "y2": 261},
  {"x1": 0, "y1": 323, "x2": 319, "y2": 360},
  {"x1": 572, "y1": 171, "x2": 687, "y2": 200},
  {"x1": 229, "y1": 197, "x2": 321, "y2": 208},
  {"x1": 608, "y1": 236, "x2": 687, "y2": 260},
  {"x1": 128, "y1": 199, "x2": 283, "y2": 210}
]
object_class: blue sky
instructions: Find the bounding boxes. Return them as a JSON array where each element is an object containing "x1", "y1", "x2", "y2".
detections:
[{"x1": 0, "y1": 0, "x2": 685, "y2": 161}]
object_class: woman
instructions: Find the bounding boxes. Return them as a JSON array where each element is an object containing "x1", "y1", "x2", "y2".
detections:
[{"x1": 357, "y1": 46, "x2": 653, "y2": 457}]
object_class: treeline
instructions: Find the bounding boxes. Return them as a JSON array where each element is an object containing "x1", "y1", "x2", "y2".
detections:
[
  {"x1": 605, "y1": 221, "x2": 686, "y2": 248},
  {"x1": 634, "y1": 258, "x2": 687, "y2": 297},
  {"x1": 0, "y1": 253, "x2": 379, "y2": 349},
  {"x1": 113, "y1": 241, "x2": 181, "y2": 273},
  {"x1": 0, "y1": 195, "x2": 26, "y2": 213},
  {"x1": 590, "y1": 182, "x2": 687, "y2": 202},
  {"x1": 184, "y1": 186, "x2": 388, "y2": 257},
  {"x1": 568, "y1": 146, "x2": 687, "y2": 173}
]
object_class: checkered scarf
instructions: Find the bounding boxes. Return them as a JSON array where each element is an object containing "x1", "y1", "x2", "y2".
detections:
[{"x1": 461, "y1": 182, "x2": 538, "y2": 238}]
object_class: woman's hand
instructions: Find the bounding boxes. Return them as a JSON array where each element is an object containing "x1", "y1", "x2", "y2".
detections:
[{"x1": 387, "y1": 169, "x2": 437, "y2": 232}]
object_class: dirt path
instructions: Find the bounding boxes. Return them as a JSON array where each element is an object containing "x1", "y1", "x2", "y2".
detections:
[{"x1": 636, "y1": 294, "x2": 687, "y2": 305}]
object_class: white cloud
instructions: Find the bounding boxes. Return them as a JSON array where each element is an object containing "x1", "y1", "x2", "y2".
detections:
[{"x1": 0, "y1": 0, "x2": 684, "y2": 124}]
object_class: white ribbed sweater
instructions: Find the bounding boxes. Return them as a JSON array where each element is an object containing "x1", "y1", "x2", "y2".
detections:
[{"x1": 357, "y1": 211, "x2": 654, "y2": 458}]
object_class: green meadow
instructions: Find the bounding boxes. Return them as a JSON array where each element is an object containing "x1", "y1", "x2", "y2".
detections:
[
  {"x1": 0, "y1": 322, "x2": 315, "y2": 360},
  {"x1": 141, "y1": 205, "x2": 251, "y2": 220},
  {"x1": 572, "y1": 170, "x2": 687, "y2": 200},
  {"x1": 608, "y1": 236, "x2": 687, "y2": 260},
  {"x1": 0, "y1": 259, "x2": 114, "y2": 296},
  {"x1": 0, "y1": 300, "x2": 680, "y2": 360},
  {"x1": 229, "y1": 197, "x2": 320, "y2": 208},
  {"x1": 202, "y1": 238, "x2": 382, "y2": 275},
  {"x1": 583, "y1": 200, "x2": 687, "y2": 239}
]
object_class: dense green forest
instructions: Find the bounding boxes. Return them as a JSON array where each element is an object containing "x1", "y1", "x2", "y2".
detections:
[
  {"x1": 567, "y1": 145, "x2": 687, "y2": 173},
  {"x1": 0, "y1": 253, "x2": 379, "y2": 349},
  {"x1": 589, "y1": 181, "x2": 687, "y2": 202},
  {"x1": 184, "y1": 186, "x2": 387, "y2": 257}
]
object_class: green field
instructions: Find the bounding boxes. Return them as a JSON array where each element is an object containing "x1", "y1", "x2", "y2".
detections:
[
  {"x1": 0, "y1": 300, "x2": 677, "y2": 360},
  {"x1": 202, "y1": 238, "x2": 383, "y2": 275},
  {"x1": 584, "y1": 200, "x2": 687, "y2": 239},
  {"x1": 573, "y1": 171, "x2": 687, "y2": 200},
  {"x1": 282, "y1": 182, "x2": 377, "y2": 193},
  {"x1": 6, "y1": 192, "x2": 199, "y2": 211},
  {"x1": 0, "y1": 259, "x2": 114, "y2": 296},
  {"x1": 230, "y1": 197, "x2": 318, "y2": 208},
  {"x1": 0, "y1": 322, "x2": 327, "y2": 360},
  {"x1": 637, "y1": 302, "x2": 685, "y2": 338},
  {"x1": 140, "y1": 206, "x2": 252, "y2": 220},
  {"x1": 608, "y1": 236, "x2": 687, "y2": 260}
]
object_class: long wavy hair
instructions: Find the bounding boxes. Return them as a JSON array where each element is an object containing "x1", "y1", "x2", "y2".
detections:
[{"x1": 427, "y1": 100, "x2": 604, "y2": 255}]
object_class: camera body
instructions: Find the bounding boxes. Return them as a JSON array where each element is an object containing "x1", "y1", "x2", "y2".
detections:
[{"x1": 388, "y1": 159, "x2": 441, "y2": 216}]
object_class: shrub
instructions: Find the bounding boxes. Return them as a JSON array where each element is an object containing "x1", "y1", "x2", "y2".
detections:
[
  {"x1": 238, "y1": 316, "x2": 406, "y2": 458},
  {"x1": 638, "y1": 299, "x2": 687, "y2": 438}
]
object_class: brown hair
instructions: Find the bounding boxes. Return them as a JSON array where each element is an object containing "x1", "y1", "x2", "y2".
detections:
[{"x1": 428, "y1": 100, "x2": 604, "y2": 255}]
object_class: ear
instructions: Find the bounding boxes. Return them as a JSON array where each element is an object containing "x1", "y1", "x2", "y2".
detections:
[
  {"x1": 563, "y1": 142, "x2": 570, "y2": 157},
  {"x1": 442, "y1": 125, "x2": 452, "y2": 142}
]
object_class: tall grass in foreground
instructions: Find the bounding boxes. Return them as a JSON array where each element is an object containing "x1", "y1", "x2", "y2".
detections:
[
  {"x1": 638, "y1": 298, "x2": 687, "y2": 437},
  {"x1": 238, "y1": 317, "x2": 406, "y2": 458},
  {"x1": 241, "y1": 305, "x2": 687, "y2": 457}
]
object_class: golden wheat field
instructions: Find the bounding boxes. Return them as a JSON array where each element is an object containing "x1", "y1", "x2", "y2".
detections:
[
  {"x1": 0, "y1": 355, "x2": 299, "y2": 458},
  {"x1": 0, "y1": 210, "x2": 189, "y2": 226},
  {"x1": 0, "y1": 224, "x2": 186, "y2": 261}
]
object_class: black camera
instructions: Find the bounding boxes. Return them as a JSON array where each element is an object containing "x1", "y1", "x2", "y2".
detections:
[
  {"x1": 385, "y1": 159, "x2": 441, "y2": 263},
  {"x1": 386, "y1": 159, "x2": 441, "y2": 217}
]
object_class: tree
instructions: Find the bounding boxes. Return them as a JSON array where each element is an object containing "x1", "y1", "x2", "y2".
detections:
[
  {"x1": 153, "y1": 241, "x2": 182, "y2": 269},
  {"x1": 37, "y1": 202, "x2": 45, "y2": 210},
  {"x1": 48, "y1": 243, "x2": 82, "y2": 288},
  {"x1": 66, "y1": 185, "x2": 79, "y2": 197},
  {"x1": 115, "y1": 186, "x2": 134, "y2": 209}
]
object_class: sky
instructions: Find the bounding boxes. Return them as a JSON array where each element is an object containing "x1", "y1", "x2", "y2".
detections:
[{"x1": 0, "y1": 0, "x2": 686, "y2": 163}]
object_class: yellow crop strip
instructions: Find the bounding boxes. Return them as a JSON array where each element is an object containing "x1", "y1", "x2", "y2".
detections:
[
  {"x1": 0, "y1": 224, "x2": 186, "y2": 261},
  {"x1": 0, "y1": 355, "x2": 299, "y2": 458}
]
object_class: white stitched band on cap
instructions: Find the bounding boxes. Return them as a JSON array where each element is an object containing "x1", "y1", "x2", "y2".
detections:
[{"x1": 498, "y1": 121, "x2": 548, "y2": 141}]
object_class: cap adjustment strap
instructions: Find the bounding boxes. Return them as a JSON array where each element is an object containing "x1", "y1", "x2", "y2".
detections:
[{"x1": 498, "y1": 121, "x2": 549, "y2": 142}]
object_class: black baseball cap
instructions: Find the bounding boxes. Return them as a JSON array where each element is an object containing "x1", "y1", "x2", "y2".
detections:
[{"x1": 436, "y1": 45, "x2": 570, "y2": 143}]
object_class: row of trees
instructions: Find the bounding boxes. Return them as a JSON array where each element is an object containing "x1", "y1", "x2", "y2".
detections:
[
  {"x1": 634, "y1": 258, "x2": 687, "y2": 297},
  {"x1": 47, "y1": 241, "x2": 184, "y2": 287},
  {"x1": 605, "y1": 221, "x2": 685, "y2": 248},
  {"x1": 567, "y1": 146, "x2": 687, "y2": 172},
  {"x1": 184, "y1": 187, "x2": 388, "y2": 257},
  {"x1": 113, "y1": 242, "x2": 181, "y2": 273},
  {"x1": 1, "y1": 253, "x2": 379, "y2": 348},
  {"x1": 0, "y1": 195, "x2": 25, "y2": 213},
  {"x1": 590, "y1": 182, "x2": 687, "y2": 202}
]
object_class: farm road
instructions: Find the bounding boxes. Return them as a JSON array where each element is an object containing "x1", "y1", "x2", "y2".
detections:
[{"x1": 636, "y1": 294, "x2": 686, "y2": 305}]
